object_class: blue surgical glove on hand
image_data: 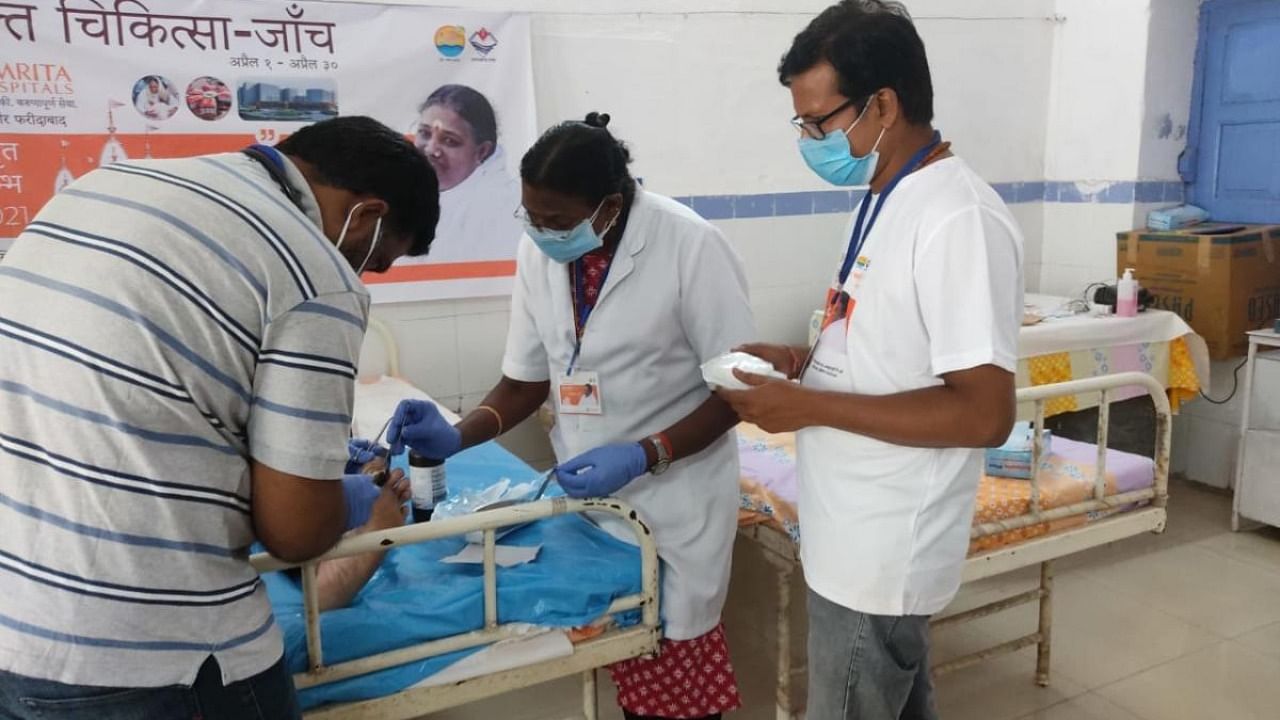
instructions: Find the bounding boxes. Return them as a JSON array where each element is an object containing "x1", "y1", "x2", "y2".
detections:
[
  {"x1": 556, "y1": 443, "x2": 649, "y2": 499},
  {"x1": 341, "y1": 474, "x2": 381, "y2": 531},
  {"x1": 345, "y1": 438, "x2": 387, "y2": 474},
  {"x1": 387, "y1": 399, "x2": 462, "y2": 459}
]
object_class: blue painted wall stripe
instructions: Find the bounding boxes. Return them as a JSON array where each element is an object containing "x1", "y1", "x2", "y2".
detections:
[{"x1": 673, "y1": 180, "x2": 1184, "y2": 220}]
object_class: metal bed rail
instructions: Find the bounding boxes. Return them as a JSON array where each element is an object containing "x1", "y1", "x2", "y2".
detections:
[
  {"x1": 932, "y1": 372, "x2": 1171, "y2": 684},
  {"x1": 249, "y1": 497, "x2": 661, "y2": 719}
]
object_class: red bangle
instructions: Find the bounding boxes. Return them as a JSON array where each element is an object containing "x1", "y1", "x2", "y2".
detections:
[{"x1": 654, "y1": 432, "x2": 673, "y2": 458}]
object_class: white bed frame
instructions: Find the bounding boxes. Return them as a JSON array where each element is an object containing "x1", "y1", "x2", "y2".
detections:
[
  {"x1": 250, "y1": 497, "x2": 661, "y2": 720},
  {"x1": 738, "y1": 372, "x2": 1172, "y2": 719}
]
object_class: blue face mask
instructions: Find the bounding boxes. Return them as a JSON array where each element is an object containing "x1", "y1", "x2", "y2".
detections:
[
  {"x1": 524, "y1": 199, "x2": 617, "y2": 264},
  {"x1": 797, "y1": 99, "x2": 885, "y2": 187}
]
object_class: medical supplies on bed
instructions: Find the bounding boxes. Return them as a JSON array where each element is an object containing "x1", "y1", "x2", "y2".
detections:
[
  {"x1": 985, "y1": 422, "x2": 1053, "y2": 479},
  {"x1": 433, "y1": 477, "x2": 543, "y2": 543},
  {"x1": 700, "y1": 351, "x2": 787, "y2": 390}
]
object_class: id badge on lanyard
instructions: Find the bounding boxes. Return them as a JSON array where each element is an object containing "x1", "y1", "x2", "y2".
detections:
[
  {"x1": 557, "y1": 256, "x2": 612, "y2": 416},
  {"x1": 558, "y1": 370, "x2": 602, "y2": 415},
  {"x1": 819, "y1": 253, "x2": 871, "y2": 337}
]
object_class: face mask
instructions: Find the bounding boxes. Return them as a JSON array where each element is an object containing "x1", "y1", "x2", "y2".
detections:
[
  {"x1": 797, "y1": 98, "x2": 886, "y2": 187},
  {"x1": 335, "y1": 202, "x2": 384, "y2": 274},
  {"x1": 524, "y1": 199, "x2": 617, "y2": 264}
]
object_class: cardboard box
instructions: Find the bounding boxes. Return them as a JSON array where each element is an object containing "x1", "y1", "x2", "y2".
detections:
[{"x1": 1117, "y1": 224, "x2": 1280, "y2": 359}]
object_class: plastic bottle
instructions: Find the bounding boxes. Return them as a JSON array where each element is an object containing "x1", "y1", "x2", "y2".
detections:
[
  {"x1": 1117, "y1": 268, "x2": 1139, "y2": 318},
  {"x1": 408, "y1": 451, "x2": 447, "y2": 523}
]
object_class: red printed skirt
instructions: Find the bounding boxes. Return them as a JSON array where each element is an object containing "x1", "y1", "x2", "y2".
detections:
[{"x1": 608, "y1": 623, "x2": 742, "y2": 719}]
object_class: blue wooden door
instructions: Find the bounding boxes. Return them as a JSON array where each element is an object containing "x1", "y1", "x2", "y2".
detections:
[{"x1": 1182, "y1": 0, "x2": 1280, "y2": 223}]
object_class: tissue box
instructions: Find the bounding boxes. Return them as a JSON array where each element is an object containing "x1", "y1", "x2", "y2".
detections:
[
  {"x1": 1146, "y1": 204, "x2": 1208, "y2": 231},
  {"x1": 985, "y1": 423, "x2": 1052, "y2": 479}
]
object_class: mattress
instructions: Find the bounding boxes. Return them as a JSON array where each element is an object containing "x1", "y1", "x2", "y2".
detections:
[{"x1": 735, "y1": 424, "x2": 1156, "y2": 555}]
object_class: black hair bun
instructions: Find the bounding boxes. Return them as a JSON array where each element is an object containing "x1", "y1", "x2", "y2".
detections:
[{"x1": 583, "y1": 111, "x2": 611, "y2": 129}]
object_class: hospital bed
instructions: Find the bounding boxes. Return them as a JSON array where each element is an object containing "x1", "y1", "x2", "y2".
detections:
[
  {"x1": 248, "y1": 319, "x2": 662, "y2": 720},
  {"x1": 735, "y1": 372, "x2": 1172, "y2": 719}
]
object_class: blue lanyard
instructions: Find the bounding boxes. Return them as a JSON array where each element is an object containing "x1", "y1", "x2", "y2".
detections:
[
  {"x1": 837, "y1": 132, "x2": 942, "y2": 286},
  {"x1": 242, "y1": 144, "x2": 304, "y2": 211},
  {"x1": 567, "y1": 254, "x2": 615, "y2": 376}
]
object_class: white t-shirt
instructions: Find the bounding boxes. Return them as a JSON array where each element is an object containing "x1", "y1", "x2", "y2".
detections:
[
  {"x1": 797, "y1": 156, "x2": 1024, "y2": 617},
  {"x1": 501, "y1": 190, "x2": 756, "y2": 639}
]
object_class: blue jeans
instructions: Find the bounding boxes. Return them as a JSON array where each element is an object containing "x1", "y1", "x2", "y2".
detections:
[
  {"x1": 806, "y1": 590, "x2": 938, "y2": 720},
  {"x1": 0, "y1": 655, "x2": 299, "y2": 720}
]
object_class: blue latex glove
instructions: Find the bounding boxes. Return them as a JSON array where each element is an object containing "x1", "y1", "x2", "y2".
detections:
[
  {"x1": 345, "y1": 438, "x2": 387, "y2": 474},
  {"x1": 556, "y1": 443, "x2": 648, "y2": 499},
  {"x1": 341, "y1": 474, "x2": 381, "y2": 531},
  {"x1": 387, "y1": 399, "x2": 461, "y2": 459}
]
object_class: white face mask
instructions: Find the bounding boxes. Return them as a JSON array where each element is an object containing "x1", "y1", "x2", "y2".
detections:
[{"x1": 335, "y1": 202, "x2": 383, "y2": 275}]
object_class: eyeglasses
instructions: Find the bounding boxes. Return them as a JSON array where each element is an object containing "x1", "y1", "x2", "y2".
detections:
[
  {"x1": 514, "y1": 203, "x2": 601, "y2": 234},
  {"x1": 514, "y1": 205, "x2": 576, "y2": 235},
  {"x1": 790, "y1": 99, "x2": 856, "y2": 140},
  {"x1": 513, "y1": 205, "x2": 557, "y2": 232}
]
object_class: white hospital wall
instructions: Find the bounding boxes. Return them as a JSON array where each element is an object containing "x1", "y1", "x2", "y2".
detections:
[
  {"x1": 351, "y1": 0, "x2": 1059, "y2": 463},
  {"x1": 1038, "y1": 0, "x2": 1201, "y2": 299},
  {"x1": 1040, "y1": 0, "x2": 1161, "y2": 297},
  {"x1": 1140, "y1": 0, "x2": 1199, "y2": 182}
]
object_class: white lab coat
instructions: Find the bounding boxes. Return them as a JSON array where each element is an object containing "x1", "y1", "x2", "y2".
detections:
[
  {"x1": 428, "y1": 146, "x2": 523, "y2": 263},
  {"x1": 501, "y1": 190, "x2": 756, "y2": 640}
]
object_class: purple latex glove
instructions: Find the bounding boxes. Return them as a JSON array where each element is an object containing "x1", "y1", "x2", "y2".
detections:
[
  {"x1": 345, "y1": 438, "x2": 387, "y2": 474},
  {"x1": 556, "y1": 443, "x2": 648, "y2": 498},
  {"x1": 387, "y1": 399, "x2": 462, "y2": 460},
  {"x1": 341, "y1": 474, "x2": 380, "y2": 531}
]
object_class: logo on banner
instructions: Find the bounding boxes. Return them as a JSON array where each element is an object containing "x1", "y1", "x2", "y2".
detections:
[
  {"x1": 434, "y1": 25, "x2": 466, "y2": 58},
  {"x1": 0, "y1": 63, "x2": 73, "y2": 95},
  {"x1": 469, "y1": 28, "x2": 497, "y2": 55}
]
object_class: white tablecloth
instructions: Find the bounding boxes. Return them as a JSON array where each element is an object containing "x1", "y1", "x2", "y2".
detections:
[{"x1": 1021, "y1": 295, "x2": 1210, "y2": 385}]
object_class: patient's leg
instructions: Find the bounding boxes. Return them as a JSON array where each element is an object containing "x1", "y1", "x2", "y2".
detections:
[{"x1": 315, "y1": 470, "x2": 410, "y2": 611}]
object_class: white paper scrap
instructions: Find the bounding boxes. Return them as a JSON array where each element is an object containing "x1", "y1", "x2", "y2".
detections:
[{"x1": 442, "y1": 543, "x2": 542, "y2": 568}]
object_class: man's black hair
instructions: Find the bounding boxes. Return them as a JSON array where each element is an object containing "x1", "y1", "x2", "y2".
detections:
[
  {"x1": 520, "y1": 112, "x2": 636, "y2": 207},
  {"x1": 277, "y1": 116, "x2": 440, "y2": 256},
  {"x1": 779, "y1": 0, "x2": 934, "y2": 125}
]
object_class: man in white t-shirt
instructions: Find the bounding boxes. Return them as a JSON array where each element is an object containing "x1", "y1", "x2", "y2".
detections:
[{"x1": 719, "y1": 2, "x2": 1023, "y2": 718}]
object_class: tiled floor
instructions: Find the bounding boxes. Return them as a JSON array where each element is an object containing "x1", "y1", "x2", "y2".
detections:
[{"x1": 427, "y1": 479, "x2": 1280, "y2": 720}]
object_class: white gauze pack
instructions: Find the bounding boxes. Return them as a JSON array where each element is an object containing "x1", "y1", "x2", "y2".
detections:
[{"x1": 700, "y1": 351, "x2": 787, "y2": 391}]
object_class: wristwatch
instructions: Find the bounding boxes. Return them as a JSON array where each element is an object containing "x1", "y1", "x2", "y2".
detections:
[{"x1": 645, "y1": 434, "x2": 672, "y2": 475}]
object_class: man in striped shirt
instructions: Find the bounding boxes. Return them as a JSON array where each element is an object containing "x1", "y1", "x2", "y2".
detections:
[{"x1": 0, "y1": 116, "x2": 439, "y2": 719}]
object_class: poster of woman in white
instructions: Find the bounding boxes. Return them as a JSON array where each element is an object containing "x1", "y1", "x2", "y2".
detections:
[
  {"x1": 365, "y1": 19, "x2": 537, "y2": 303},
  {"x1": 413, "y1": 84, "x2": 522, "y2": 265}
]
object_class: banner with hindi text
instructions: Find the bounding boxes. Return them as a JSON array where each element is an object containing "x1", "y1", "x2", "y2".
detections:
[{"x1": 0, "y1": 0, "x2": 536, "y2": 302}]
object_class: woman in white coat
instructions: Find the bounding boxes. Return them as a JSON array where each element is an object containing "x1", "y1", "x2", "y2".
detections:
[
  {"x1": 384, "y1": 112, "x2": 755, "y2": 720},
  {"x1": 414, "y1": 84, "x2": 522, "y2": 263}
]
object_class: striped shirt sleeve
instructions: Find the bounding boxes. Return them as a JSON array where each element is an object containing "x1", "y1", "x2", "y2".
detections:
[{"x1": 248, "y1": 291, "x2": 369, "y2": 480}]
